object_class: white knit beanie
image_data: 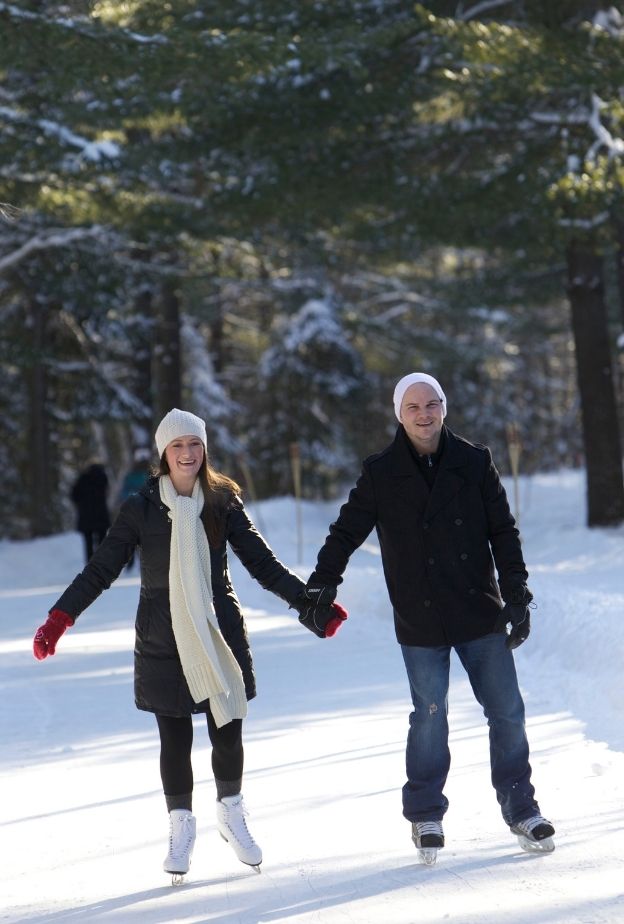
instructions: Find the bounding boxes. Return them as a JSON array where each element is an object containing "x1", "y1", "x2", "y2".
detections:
[
  {"x1": 155, "y1": 408, "x2": 208, "y2": 458},
  {"x1": 393, "y1": 373, "x2": 447, "y2": 421}
]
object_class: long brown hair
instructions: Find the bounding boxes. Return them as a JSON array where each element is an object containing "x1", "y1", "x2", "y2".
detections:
[{"x1": 157, "y1": 452, "x2": 241, "y2": 547}]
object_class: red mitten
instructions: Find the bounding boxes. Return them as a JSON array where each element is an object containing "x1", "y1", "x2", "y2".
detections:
[
  {"x1": 33, "y1": 609, "x2": 73, "y2": 660},
  {"x1": 324, "y1": 602, "x2": 348, "y2": 638}
]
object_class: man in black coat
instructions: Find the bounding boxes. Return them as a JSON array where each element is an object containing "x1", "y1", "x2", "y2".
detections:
[{"x1": 297, "y1": 372, "x2": 555, "y2": 862}]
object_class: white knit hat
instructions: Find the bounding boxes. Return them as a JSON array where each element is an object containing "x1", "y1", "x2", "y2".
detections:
[
  {"x1": 393, "y1": 373, "x2": 447, "y2": 421},
  {"x1": 155, "y1": 408, "x2": 207, "y2": 457}
]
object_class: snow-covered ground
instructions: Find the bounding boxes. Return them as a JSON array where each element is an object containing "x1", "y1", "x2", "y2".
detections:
[{"x1": 1, "y1": 469, "x2": 623, "y2": 923}]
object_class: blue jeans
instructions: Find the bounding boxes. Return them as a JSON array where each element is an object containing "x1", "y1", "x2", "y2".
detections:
[{"x1": 401, "y1": 633, "x2": 540, "y2": 827}]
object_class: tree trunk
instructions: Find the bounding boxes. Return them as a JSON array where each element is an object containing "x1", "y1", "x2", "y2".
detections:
[
  {"x1": 613, "y1": 221, "x2": 624, "y2": 438},
  {"x1": 134, "y1": 286, "x2": 155, "y2": 436},
  {"x1": 210, "y1": 306, "x2": 225, "y2": 374},
  {"x1": 566, "y1": 242, "x2": 624, "y2": 526},
  {"x1": 151, "y1": 279, "x2": 181, "y2": 426},
  {"x1": 615, "y1": 220, "x2": 624, "y2": 330},
  {"x1": 27, "y1": 296, "x2": 55, "y2": 536}
]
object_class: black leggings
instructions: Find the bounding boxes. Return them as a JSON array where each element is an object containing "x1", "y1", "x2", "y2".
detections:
[{"x1": 156, "y1": 713, "x2": 244, "y2": 797}]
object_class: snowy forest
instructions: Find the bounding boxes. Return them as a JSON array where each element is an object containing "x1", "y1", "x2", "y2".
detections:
[{"x1": 2, "y1": 0, "x2": 624, "y2": 539}]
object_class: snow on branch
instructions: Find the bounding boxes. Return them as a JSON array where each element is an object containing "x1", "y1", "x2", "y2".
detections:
[
  {"x1": 0, "y1": 202, "x2": 20, "y2": 221},
  {"x1": 457, "y1": 0, "x2": 513, "y2": 21},
  {"x1": 586, "y1": 93, "x2": 624, "y2": 162},
  {"x1": 0, "y1": 106, "x2": 121, "y2": 162},
  {"x1": 40, "y1": 119, "x2": 121, "y2": 162},
  {"x1": 558, "y1": 211, "x2": 610, "y2": 230},
  {"x1": 592, "y1": 7, "x2": 624, "y2": 38},
  {"x1": 0, "y1": 1, "x2": 168, "y2": 45},
  {"x1": 0, "y1": 225, "x2": 109, "y2": 273},
  {"x1": 529, "y1": 111, "x2": 588, "y2": 126},
  {"x1": 530, "y1": 95, "x2": 624, "y2": 164},
  {"x1": 0, "y1": 1, "x2": 83, "y2": 28}
]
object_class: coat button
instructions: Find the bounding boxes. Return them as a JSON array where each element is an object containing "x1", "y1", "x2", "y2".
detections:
[
  {"x1": 423, "y1": 599, "x2": 431, "y2": 607},
  {"x1": 428, "y1": 557, "x2": 435, "y2": 565},
  {"x1": 460, "y1": 553, "x2": 468, "y2": 560},
  {"x1": 468, "y1": 588, "x2": 476, "y2": 595},
  {"x1": 455, "y1": 518, "x2": 463, "y2": 526},
  {"x1": 423, "y1": 522, "x2": 429, "y2": 530}
]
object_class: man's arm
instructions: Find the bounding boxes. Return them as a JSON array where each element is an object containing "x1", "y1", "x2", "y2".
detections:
[
  {"x1": 293, "y1": 465, "x2": 376, "y2": 639},
  {"x1": 311, "y1": 464, "x2": 378, "y2": 586}
]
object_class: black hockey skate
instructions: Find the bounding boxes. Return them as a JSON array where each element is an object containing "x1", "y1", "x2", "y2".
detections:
[
  {"x1": 412, "y1": 820, "x2": 444, "y2": 866},
  {"x1": 510, "y1": 815, "x2": 555, "y2": 854}
]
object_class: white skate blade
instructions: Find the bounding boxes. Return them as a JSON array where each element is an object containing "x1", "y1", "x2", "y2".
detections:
[
  {"x1": 517, "y1": 834, "x2": 555, "y2": 854},
  {"x1": 171, "y1": 873, "x2": 186, "y2": 886},
  {"x1": 417, "y1": 847, "x2": 438, "y2": 866}
]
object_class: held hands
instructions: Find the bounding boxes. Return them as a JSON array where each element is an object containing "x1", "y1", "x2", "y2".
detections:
[
  {"x1": 297, "y1": 598, "x2": 349, "y2": 639},
  {"x1": 33, "y1": 609, "x2": 73, "y2": 660},
  {"x1": 293, "y1": 581, "x2": 348, "y2": 639}
]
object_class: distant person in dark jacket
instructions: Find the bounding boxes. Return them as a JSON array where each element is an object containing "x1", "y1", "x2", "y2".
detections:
[
  {"x1": 117, "y1": 448, "x2": 152, "y2": 569},
  {"x1": 295, "y1": 372, "x2": 554, "y2": 864},
  {"x1": 33, "y1": 408, "x2": 348, "y2": 882},
  {"x1": 70, "y1": 462, "x2": 111, "y2": 563}
]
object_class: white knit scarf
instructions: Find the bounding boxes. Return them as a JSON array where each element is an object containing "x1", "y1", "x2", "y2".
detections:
[{"x1": 159, "y1": 474, "x2": 247, "y2": 728}]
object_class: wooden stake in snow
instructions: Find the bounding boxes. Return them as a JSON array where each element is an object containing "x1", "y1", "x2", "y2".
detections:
[
  {"x1": 289, "y1": 442, "x2": 303, "y2": 564},
  {"x1": 506, "y1": 423, "x2": 522, "y2": 529}
]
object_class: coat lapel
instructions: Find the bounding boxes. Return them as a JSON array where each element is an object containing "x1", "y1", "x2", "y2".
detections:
[
  {"x1": 387, "y1": 427, "x2": 430, "y2": 513},
  {"x1": 424, "y1": 427, "x2": 467, "y2": 521}
]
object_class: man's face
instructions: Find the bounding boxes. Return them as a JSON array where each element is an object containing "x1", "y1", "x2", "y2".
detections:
[{"x1": 400, "y1": 383, "x2": 445, "y2": 453}]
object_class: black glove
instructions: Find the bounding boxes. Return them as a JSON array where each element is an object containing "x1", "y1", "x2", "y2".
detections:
[
  {"x1": 302, "y1": 579, "x2": 337, "y2": 608},
  {"x1": 500, "y1": 604, "x2": 531, "y2": 650},
  {"x1": 291, "y1": 584, "x2": 347, "y2": 639}
]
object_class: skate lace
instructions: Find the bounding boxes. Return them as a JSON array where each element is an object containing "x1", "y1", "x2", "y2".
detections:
[
  {"x1": 413, "y1": 821, "x2": 443, "y2": 838},
  {"x1": 514, "y1": 814, "x2": 551, "y2": 837},
  {"x1": 224, "y1": 797, "x2": 255, "y2": 847},
  {"x1": 168, "y1": 814, "x2": 195, "y2": 860}
]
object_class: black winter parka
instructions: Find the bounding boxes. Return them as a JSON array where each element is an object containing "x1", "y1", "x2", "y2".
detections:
[
  {"x1": 54, "y1": 478, "x2": 305, "y2": 716},
  {"x1": 312, "y1": 426, "x2": 529, "y2": 647}
]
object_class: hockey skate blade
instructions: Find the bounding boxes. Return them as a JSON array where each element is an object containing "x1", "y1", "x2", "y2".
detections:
[
  {"x1": 517, "y1": 834, "x2": 555, "y2": 854},
  {"x1": 417, "y1": 848, "x2": 438, "y2": 866},
  {"x1": 171, "y1": 873, "x2": 186, "y2": 886}
]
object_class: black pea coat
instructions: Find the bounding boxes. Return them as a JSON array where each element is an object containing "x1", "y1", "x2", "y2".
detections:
[
  {"x1": 312, "y1": 426, "x2": 529, "y2": 647},
  {"x1": 54, "y1": 478, "x2": 305, "y2": 716}
]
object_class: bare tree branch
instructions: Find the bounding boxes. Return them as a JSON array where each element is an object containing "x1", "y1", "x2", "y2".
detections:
[
  {"x1": 458, "y1": 0, "x2": 514, "y2": 21},
  {"x1": 0, "y1": 202, "x2": 21, "y2": 222},
  {"x1": 0, "y1": 225, "x2": 109, "y2": 273}
]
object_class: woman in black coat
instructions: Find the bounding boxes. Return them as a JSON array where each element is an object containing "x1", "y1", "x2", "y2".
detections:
[{"x1": 33, "y1": 408, "x2": 315, "y2": 882}]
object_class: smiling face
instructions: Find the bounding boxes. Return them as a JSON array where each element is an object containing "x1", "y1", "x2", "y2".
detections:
[
  {"x1": 400, "y1": 382, "x2": 445, "y2": 454},
  {"x1": 164, "y1": 434, "x2": 205, "y2": 494}
]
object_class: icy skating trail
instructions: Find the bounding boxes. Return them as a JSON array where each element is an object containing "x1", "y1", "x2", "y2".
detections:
[{"x1": 1, "y1": 471, "x2": 623, "y2": 922}]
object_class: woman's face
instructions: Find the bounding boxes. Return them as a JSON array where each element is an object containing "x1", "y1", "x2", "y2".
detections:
[{"x1": 164, "y1": 435, "x2": 205, "y2": 481}]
